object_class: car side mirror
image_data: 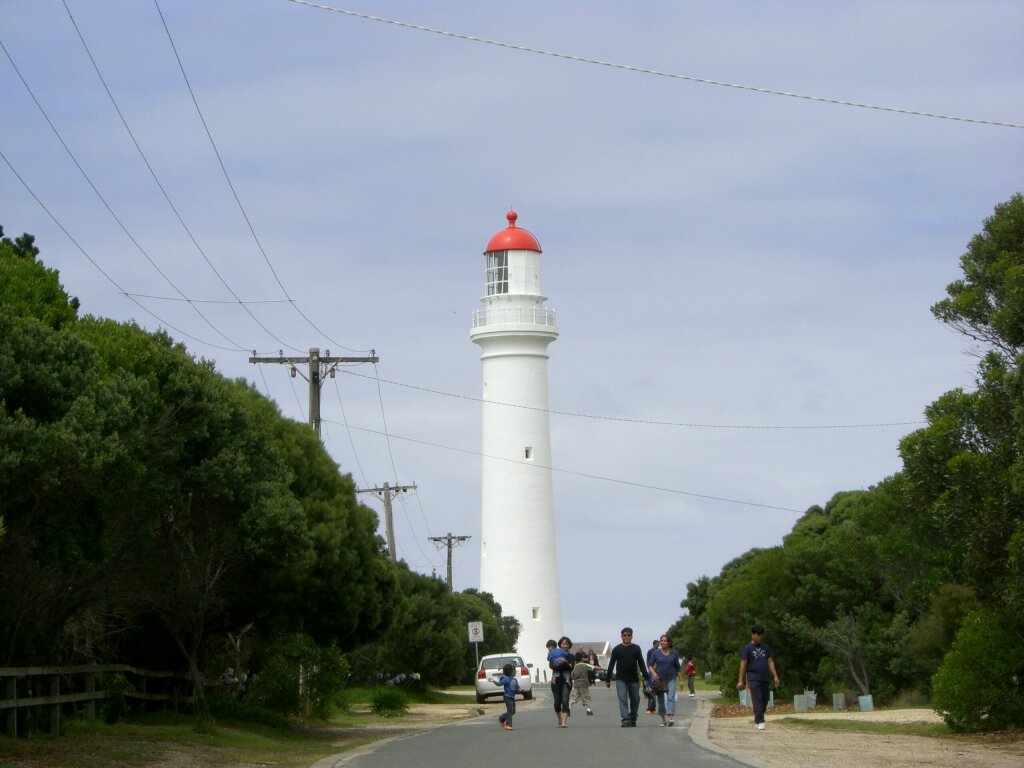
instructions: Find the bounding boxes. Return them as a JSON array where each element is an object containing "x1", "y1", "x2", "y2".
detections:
[{"x1": 527, "y1": 663, "x2": 533, "y2": 668}]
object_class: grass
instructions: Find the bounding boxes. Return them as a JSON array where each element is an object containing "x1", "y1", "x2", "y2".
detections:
[
  {"x1": 0, "y1": 713, "x2": 365, "y2": 768},
  {"x1": 778, "y1": 717, "x2": 952, "y2": 738},
  {"x1": 0, "y1": 686, "x2": 466, "y2": 768}
]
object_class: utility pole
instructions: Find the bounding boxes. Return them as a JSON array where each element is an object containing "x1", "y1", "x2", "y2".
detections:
[
  {"x1": 429, "y1": 532, "x2": 471, "y2": 591},
  {"x1": 248, "y1": 347, "x2": 378, "y2": 439},
  {"x1": 356, "y1": 482, "x2": 416, "y2": 563}
]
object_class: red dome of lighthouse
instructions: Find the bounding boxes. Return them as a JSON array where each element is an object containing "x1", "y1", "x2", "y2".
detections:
[{"x1": 485, "y1": 210, "x2": 542, "y2": 253}]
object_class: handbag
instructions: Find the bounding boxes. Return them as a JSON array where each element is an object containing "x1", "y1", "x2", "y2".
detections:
[{"x1": 652, "y1": 678, "x2": 667, "y2": 694}]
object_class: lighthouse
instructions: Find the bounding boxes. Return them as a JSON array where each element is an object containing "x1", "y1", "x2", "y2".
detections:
[{"x1": 471, "y1": 211, "x2": 561, "y2": 671}]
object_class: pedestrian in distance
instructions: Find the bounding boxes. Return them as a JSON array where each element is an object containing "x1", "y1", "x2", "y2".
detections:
[
  {"x1": 736, "y1": 624, "x2": 780, "y2": 730},
  {"x1": 685, "y1": 657, "x2": 697, "y2": 698},
  {"x1": 648, "y1": 634, "x2": 682, "y2": 726},
  {"x1": 494, "y1": 663, "x2": 520, "y2": 730},
  {"x1": 585, "y1": 648, "x2": 601, "y2": 683},
  {"x1": 605, "y1": 627, "x2": 651, "y2": 727},
  {"x1": 643, "y1": 640, "x2": 659, "y2": 714},
  {"x1": 570, "y1": 651, "x2": 594, "y2": 715},
  {"x1": 548, "y1": 636, "x2": 575, "y2": 727}
]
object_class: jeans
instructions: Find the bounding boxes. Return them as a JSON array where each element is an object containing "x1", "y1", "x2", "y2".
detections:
[
  {"x1": 656, "y1": 677, "x2": 678, "y2": 717},
  {"x1": 553, "y1": 673, "x2": 572, "y2": 713},
  {"x1": 499, "y1": 696, "x2": 516, "y2": 725},
  {"x1": 615, "y1": 680, "x2": 641, "y2": 724},
  {"x1": 749, "y1": 678, "x2": 770, "y2": 724}
]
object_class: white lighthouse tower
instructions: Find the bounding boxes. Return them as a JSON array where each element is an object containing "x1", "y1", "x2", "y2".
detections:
[{"x1": 471, "y1": 210, "x2": 561, "y2": 671}]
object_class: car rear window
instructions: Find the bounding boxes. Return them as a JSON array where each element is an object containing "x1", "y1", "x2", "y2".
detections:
[{"x1": 484, "y1": 656, "x2": 522, "y2": 669}]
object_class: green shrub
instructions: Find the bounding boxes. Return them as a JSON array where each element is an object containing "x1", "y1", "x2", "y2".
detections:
[
  {"x1": 370, "y1": 687, "x2": 409, "y2": 717},
  {"x1": 100, "y1": 672, "x2": 134, "y2": 724},
  {"x1": 932, "y1": 610, "x2": 1024, "y2": 732},
  {"x1": 249, "y1": 634, "x2": 350, "y2": 719}
]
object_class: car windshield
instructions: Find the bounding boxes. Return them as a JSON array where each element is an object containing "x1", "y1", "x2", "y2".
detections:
[{"x1": 483, "y1": 656, "x2": 522, "y2": 670}]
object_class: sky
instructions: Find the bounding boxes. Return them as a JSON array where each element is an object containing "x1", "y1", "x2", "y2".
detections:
[{"x1": 2, "y1": 1, "x2": 1022, "y2": 653}]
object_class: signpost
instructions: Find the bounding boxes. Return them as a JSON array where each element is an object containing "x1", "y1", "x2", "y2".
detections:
[{"x1": 468, "y1": 621, "x2": 484, "y2": 669}]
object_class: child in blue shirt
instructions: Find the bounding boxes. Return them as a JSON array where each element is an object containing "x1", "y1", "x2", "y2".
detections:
[{"x1": 494, "y1": 663, "x2": 520, "y2": 730}]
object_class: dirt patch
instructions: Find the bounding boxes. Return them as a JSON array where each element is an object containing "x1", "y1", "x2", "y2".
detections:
[{"x1": 707, "y1": 705, "x2": 1024, "y2": 768}]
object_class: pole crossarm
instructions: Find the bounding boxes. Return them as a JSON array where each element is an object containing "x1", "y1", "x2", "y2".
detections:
[
  {"x1": 356, "y1": 482, "x2": 417, "y2": 563},
  {"x1": 429, "y1": 532, "x2": 471, "y2": 590},
  {"x1": 249, "y1": 347, "x2": 378, "y2": 437}
]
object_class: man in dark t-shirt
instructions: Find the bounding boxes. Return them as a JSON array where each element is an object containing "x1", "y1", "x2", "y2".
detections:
[
  {"x1": 736, "y1": 624, "x2": 780, "y2": 729},
  {"x1": 605, "y1": 627, "x2": 651, "y2": 726}
]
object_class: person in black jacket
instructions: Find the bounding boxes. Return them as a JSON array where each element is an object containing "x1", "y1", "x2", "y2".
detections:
[{"x1": 604, "y1": 627, "x2": 651, "y2": 726}]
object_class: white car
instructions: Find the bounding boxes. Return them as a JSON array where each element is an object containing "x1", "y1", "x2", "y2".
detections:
[{"x1": 474, "y1": 653, "x2": 534, "y2": 703}]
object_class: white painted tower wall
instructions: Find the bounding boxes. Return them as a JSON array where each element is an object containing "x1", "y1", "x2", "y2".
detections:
[{"x1": 471, "y1": 228, "x2": 561, "y2": 673}]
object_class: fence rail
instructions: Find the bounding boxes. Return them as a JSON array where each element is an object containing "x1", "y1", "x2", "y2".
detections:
[{"x1": 0, "y1": 664, "x2": 200, "y2": 738}]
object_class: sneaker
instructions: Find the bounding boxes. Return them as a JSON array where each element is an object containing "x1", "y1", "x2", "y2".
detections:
[
  {"x1": 757, "y1": 723, "x2": 766, "y2": 730},
  {"x1": 586, "y1": 709, "x2": 593, "y2": 716},
  {"x1": 621, "y1": 722, "x2": 630, "y2": 727},
  {"x1": 659, "y1": 722, "x2": 666, "y2": 727},
  {"x1": 668, "y1": 720, "x2": 675, "y2": 726},
  {"x1": 690, "y1": 693, "x2": 696, "y2": 698}
]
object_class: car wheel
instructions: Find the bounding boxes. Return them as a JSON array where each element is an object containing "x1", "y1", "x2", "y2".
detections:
[
  {"x1": 475, "y1": 693, "x2": 486, "y2": 704},
  {"x1": 522, "y1": 690, "x2": 533, "y2": 700}
]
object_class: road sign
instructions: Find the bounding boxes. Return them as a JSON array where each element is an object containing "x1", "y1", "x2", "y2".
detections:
[{"x1": 468, "y1": 621, "x2": 484, "y2": 644}]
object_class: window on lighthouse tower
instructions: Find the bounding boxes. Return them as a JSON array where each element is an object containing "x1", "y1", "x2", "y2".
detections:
[{"x1": 485, "y1": 251, "x2": 508, "y2": 296}]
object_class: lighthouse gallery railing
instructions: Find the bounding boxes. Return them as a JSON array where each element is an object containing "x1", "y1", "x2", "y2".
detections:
[{"x1": 472, "y1": 307, "x2": 557, "y2": 328}]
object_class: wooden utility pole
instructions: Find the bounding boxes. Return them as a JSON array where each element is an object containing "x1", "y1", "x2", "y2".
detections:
[
  {"x1": 248, "y1": 347, "x2": 378, "y2": 438},
  {"x1": 429, "y1": 532, "x2": 471, "y2": 591},
  {"x1": 357, "y1": 482, "x2": 416, "y2": 562}
]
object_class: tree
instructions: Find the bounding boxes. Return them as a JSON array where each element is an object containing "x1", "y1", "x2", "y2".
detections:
[
  {"x1": 0, "y1": 226, "x2": 78, "y2": 329},
  {"x1": 451, "y1": 589, "x2": 519, "y2": 680},
  {"x1": 932, "y1": 610, "x2": 1024, "y2": 732},
  {"x1": 669, "y1": 576, "x2": 712, "y2": 664},
  {"x1": 931, "y1": 193, "x2": 1024, "y2": 361},
  {"x1": 374, "y1": 567, "x2": 464, "y2": 686},
  {"x1": 0, "y1": 307, "x2": 133, "y2": 663},
  {"x1": 905, "y1": 583, "x2": 978, "y2": 682}
]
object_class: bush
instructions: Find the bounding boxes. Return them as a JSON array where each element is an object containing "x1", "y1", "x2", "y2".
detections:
[
  {"x1": 100, "y1": 672, "x2": 134, "y2": 724},
  {"x1": 249, "y1": 634, "x2": 350, "y2": 719},
  {"x1": 932, "y1": 610, "x2": 1024, "y2": 732},
  {"x1": 370, "y1": 687, "x2": 409, "y2": 717}
]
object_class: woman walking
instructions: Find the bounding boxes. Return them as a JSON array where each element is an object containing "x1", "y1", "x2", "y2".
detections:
[
  {"x1": 648, "y1": 634, "x2": 682, "y2": 726},
  {"x1": 548, "y1": 636, "x2": 575, "y2": 727}
]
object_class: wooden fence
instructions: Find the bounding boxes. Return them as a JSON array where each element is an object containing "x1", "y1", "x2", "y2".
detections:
[{"x1": 0, "y1": 664, "x2": 199, "y2": 738}]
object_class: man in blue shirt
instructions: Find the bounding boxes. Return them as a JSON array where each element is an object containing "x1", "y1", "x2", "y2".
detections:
[{"x1": 736, "y1": 624, "x2": 780, "y2": 730}]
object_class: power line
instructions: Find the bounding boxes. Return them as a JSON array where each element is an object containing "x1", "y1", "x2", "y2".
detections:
[
  {"x1": 153, "y1": 0, "x2": 369, "y2": 354},
  {"x1": 368, "y1": 364, "x2": 438, "y2": 565},
  {"x1": 324, "y1": 419, "x2": 806, "y2": 514},
  {"x1": 0, "y1": 33, "x2": 251, "y2": 353},
  {"x1": 338, "y1": 369, "x2": 925, "y2": 431},
  {"x1": 332, "y1": 377, "x2": 369, "y2": 489},
  {"x1": 60, "y1": 0, "x2": 297, "y2": 354},
  {"x1": 286, "y1": 0, "x2": 1024, "y2": 130},
  {"x1": 121, "y1": 292, "x2": 293, "y2": 305},
  {"x1": 0, "y1": 149, "x2": 241, "y2": 352}
]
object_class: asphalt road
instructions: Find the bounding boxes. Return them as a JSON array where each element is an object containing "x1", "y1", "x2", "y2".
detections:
[{"x1": 318, "y1": 685, "x2": 749, "y2": 768}]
